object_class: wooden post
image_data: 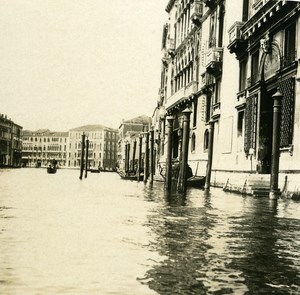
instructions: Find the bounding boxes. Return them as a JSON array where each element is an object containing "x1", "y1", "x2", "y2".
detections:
[
  {"x1": 144, "y1": 132, "x2": 149, "y2": 183},
  {"x1": 79, "y1": 133, "x2": 85, "y2": 180},
  {"x1": 177, "y1": 108, "x2": 192, "y2": 193},
  {"x1": 137, "y1": 135, "x2": 142, "y2": 181},
  {"x1": 269, "y1": 89, "x2": 283, "y2": 199},
  {"x1": 132, "y1": 139, "x2": 137, "y2": 174},
  {"x1": 149, "y1": 127, "x2": 154, "y2": 183},
  {"x1": 166, "y1": 116, "x2": 174, "y2": 190},
  {"x1": 124, "y1": 143, "x2": 128, "y2": 173},
  {"x1": 204, "y1": 120, "x2": 215, "y2": 190},
  {"x1": 127, "y1": 142, "x2": 131, "y2": 173},
  {"x1": 84, "y1": 138, "x2": 89, "y2": 178}
]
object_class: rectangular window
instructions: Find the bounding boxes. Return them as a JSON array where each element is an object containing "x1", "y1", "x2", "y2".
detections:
[
  {"x1": 251, "y1": 50, "x2": 259, "y2": 84},
  {"x1": 239, "y1": 59, "x2": 247, "y2": 91},
  {"x1": 284, "y1": 23, "x2": 296, "y2": 67},
  {"x1": 237, "y1": 111, "x2": 244, "y2": 152},
  {"x1": 193, "y1": 98, "x2": 198, "y2": 127}
]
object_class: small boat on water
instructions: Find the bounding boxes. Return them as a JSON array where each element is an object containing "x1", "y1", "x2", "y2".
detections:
[
  {"x1": 118, "y1": 170, "x2": 143, "y2": 181},
  {"x1": 89, "y1": 168, "x2": 100, "y2": 173},
  {"x1": 187, "y1": 175, "x2": 206, "y2": 188},
  {"x1": 47, "y1": 166, "x2": 57, "y2": 174},
  {"x1": 47, "y1": 159, "x2": 57, "y2": 174}
]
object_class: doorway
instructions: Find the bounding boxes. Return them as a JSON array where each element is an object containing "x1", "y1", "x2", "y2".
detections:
[{"x1": 257, "y1": 88, "x2": 276, "y2": 174}]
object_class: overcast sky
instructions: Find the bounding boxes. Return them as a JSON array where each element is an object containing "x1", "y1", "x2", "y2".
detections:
[{"x1": 0, "y1": 0, "x2": 167, "y2": 131}]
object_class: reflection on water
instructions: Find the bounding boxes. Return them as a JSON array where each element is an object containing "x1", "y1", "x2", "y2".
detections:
[{"x1": 1, "y1": 169, "x2": 300, "y2": 294}]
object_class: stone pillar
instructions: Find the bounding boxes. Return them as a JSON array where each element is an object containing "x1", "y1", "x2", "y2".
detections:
[
  {"x1": 177, "y1": 108, "x2": 192, "y2": 193},
  {"x1": 204, "y1": 120, "x2": 215, "y2": 190},
  {"x1": 166, "y1": 116, "x2": 174, "y2": 190},
  {"x1": 79, "y1": 133, "x2": 85, "y2": 180},
  {"x1": 269, "y1": 89, "x2": 283, "y2": 199},
  {"x1": 137, "y1": 135, "x2": 143, "y2": 181},
  {"x1": 124, "y1": 143, "x2": 128, "y2": 173},
  {"x1": 149, "y1": 127, "x2": 154, "y2": 183},
  {"x1": 144, "y1": 132, "x2": 149, "y2": 183},
  {"x1": 84, "y1": 138, "x2": 89, "y2": 178}
]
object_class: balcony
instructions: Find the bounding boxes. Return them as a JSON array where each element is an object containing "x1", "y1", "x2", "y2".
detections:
[
  {"x1": 206, "y1": 47, "x2": 223, "y2": 77},
  {"x1": 200, "y1": 72, "x2": 214, "y2": 94},
  {"x1": 235, "y1": 90, "x2": 247, "y2": 110},
  {"x1": 167, "y1": 38, "x2": 175, "y2": 57},
  {"x1": 165, "y1": 81, "x2": 198, "y2": 110},
  {"x1": 227, "y1": 22, "x2": 247, "y2": 54},
  {"x1": 190, "y1": 1, "x2": 203, "y2": 26},
  {"x1": 211, "y1": 102, "x2": 221, "y2": 120}
]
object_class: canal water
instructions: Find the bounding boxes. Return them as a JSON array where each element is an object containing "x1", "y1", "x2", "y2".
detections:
[{"x1": 1, "y1": 169, "x2": 300, "y2": 294}]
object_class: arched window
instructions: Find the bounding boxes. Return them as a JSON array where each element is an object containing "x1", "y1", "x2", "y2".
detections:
[
  {"x1": 191, "y1": 133, "x2": 196, "y2": 152},
  {"x1": 204, "y1": 129, "x2": 209, "y2": 151}
]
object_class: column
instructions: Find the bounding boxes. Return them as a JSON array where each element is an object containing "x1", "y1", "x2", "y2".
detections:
[
  {"x1": 204, "y1": 120, "x2": 215, "y2": 190},
  {"x1": 177, "y1": 108, "x2": 192, "y2": 193},
  {"x1": 166, "y1": 116, "x2": 174, "y2": 190},
  {"x1": 269, "y1": 89, "x2": 283, "y2": 199}
]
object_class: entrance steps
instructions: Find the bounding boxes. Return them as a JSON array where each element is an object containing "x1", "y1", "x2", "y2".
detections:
[
  {"x1": 245, "y1": 174, "x2": 270, "y2": 196},
  {"x1": 223, "y1": 174, "x2": 273, "y2": 197}
]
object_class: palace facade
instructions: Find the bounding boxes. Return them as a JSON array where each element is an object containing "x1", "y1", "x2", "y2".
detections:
[
  {"x1": 0, "y1": 114, "x2": 22, "y2": 167},
  {"x1": 22, "y1": 129, "x2": 68, "y2": 167},
  {"x1": 68, "y1": 125, "x2": 118, "y2": 171},
  {"x1": 154, "y1": 0, "x2": 300, "y2": 196}
]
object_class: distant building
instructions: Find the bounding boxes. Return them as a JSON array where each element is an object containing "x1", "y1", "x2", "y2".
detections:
[
  {"x1": 117, "y1": 115, "x2": 151, "y2": 171},
  {"x1": 67, "y1": 125, "x2": 118, "y2": 170},
  {"x1": 22, "y1": 129, "x2": 68, "y2": 167},
  {"x1": 0, "y1": 114, "x2": 22, "y2": 167}
]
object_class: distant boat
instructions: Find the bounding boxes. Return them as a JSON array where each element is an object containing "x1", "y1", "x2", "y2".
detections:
[
  {"x1": 47, "y1": 166, "x2": 57, "y2": 174},
  {"x1": 47, "y1": 159, "x2": 58, "y2": 174},
  {"x1": 187, "y1": 175, "x2": 206, "y2": 188},
  {"x1": 118, "y1": 170, "x2": 143, "y2": 181},
  {"x1": 89, "y1": 168, "x2": 100, "y2": 173}
]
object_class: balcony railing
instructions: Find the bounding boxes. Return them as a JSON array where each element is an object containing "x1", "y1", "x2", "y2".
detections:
[
  {"x1": 201, "y1": 72, "x2": 214, "y2": 90},
  {"x1": 228, "y1": 22, "x2": 246, "y2": 54},
  {"x1": 235, "y1": 90, "x2": 247, "y2": 110},
  {"x1": 165, "y1": 81, "x2": 198, "y2": 110},
  {"x1": 282, "y1": 53, "x2": 297, "y2": 68},
  {"x1": 206, "y1": 47, "x2": 223, "y2": 76},
  {"x1": 211, "y1": 102, "x2": 221, "y2": 120},
  {"x1": 190, "y1": 1, "x2": 203, "y2": 25}
]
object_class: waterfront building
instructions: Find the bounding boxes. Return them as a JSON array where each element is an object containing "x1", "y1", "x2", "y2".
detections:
[
  {"x1": 155, "y1": 0, "x2": 300, "y2": 195},
  {"x1": 22, "y1": 129, "x2": 68, "y2": 167},
  {"x1": 117, "y1": 115, "x2": 151, "y2": 172},
  {"x1": 68, "y1": 125, "x2": 118, "y2": 170},
  {"x1": 0, "y1": 114, "x2": 22, "y2": 167},
  {"x1": 154, "y1": 0, "x2": 205, "y2": 179}
]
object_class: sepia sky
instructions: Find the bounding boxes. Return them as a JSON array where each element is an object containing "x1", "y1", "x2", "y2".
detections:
[{"x1": 0, "y1": 0, "x2": 167, "y2": 131}]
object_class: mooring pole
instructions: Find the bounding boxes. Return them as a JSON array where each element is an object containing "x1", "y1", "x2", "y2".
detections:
[
  {"x1": 269, "y1": 89, "x2": 283, "y2": 199},
  {"x1": 144, "y1": 132, "x2": 149, "y2": 183},
  {"x1": 137, "y1": 135, "x2": 142, "y2": 181},
  {"x1": 177, "y1": 108, "x2": 192, "y2": 193},
  {"x1": 127, "y1": 142, "x2": 131, "y2": 173},
  {"x1": 204, "y1": 120, "x2": 215, "y2": 190},
  {"x1": 166, "y1": 116, "x2": 174, "y2": 190},
  {"x1": 124, "y1": 143, "x2": 128, "y2": 173},
  {"x1": 132, "y1": 139, "x2": 137, "y2": 173},
  {"x1": 84, "y1": 138, "x2": 89, "y2": 178},
  {"x1": 79, "y1": 133, "x2": 85, "y2": 180},
  {"x1": 149, "y1": 127, "x2": 154, "y2": 184}
]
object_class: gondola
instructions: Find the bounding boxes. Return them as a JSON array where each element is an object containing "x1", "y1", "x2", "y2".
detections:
[
  {"x1": 118, "y1": 170, "x2": 143, "y2": 181},
  {"x1": 187, "y1": 175, "x2": 206, "y2": 188}
]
